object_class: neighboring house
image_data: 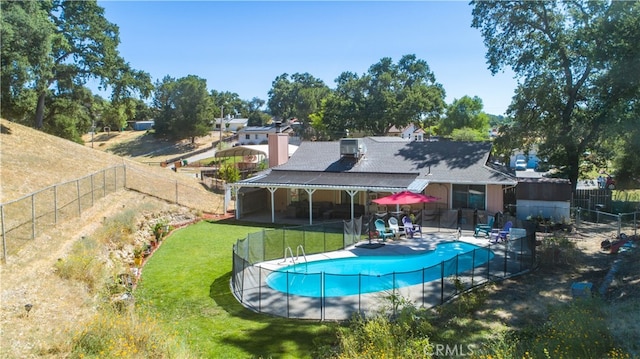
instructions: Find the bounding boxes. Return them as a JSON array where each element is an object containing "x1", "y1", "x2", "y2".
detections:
[
  {"x1": 237, "y1": 124, "x2": 293, "y2": 145},
  {"x1": 129, "y1": 120, "x2": 155, "y2": 131},
  {"x1": 229, "y1": 135, "x2": 517, "y2": 225},
  {"x1": 387, "y1": 123, "x2": 425, "y2": 141},
  {"x1": 214, "y1": 117, "x2": 249, "y2": 133}
]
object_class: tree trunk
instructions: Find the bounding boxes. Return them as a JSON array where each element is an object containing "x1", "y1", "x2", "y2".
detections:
[
  {"x1": 34, "y1": 92, "x2": 46, "y2": 129},
  {"x1": 567, "y1": 150, "x2": 580, "y2": 193}
]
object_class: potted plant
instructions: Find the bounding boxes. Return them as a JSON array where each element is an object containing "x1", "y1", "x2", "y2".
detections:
[
  {"x1": 133, "y1": 247, "x2": 143, "y2": 267},
  {"x1": 153, "y1": 221, "x2": 169, "y2": 242}
]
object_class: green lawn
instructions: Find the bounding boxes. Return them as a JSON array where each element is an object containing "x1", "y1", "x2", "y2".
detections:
[{"x1": 135, "y1": 220, "x2": 336, "y2": 359}]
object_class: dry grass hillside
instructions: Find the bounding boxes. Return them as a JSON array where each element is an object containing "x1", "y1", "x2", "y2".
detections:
[
  {"x1": 0, "y1": 119, "x2": 226, "y2": 358},
  {"x1": 1, "y1": 119, "x2": 126, "y2": 202},
  {"x1": 0, "y1": 119, "x2": 224, "y2": 212}
]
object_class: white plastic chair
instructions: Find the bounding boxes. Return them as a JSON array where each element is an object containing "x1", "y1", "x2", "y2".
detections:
[{"x1": 387, "y1": 217, "x2": 404, "y2": 238}]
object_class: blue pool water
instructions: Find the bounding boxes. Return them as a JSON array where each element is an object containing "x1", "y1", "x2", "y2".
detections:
[{"x1": 265, "y1": 241, "x2": 494, "y2": 297}]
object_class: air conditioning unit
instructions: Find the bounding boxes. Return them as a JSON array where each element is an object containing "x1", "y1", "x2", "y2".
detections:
[{"x1": 340, "y1": 138, "x2": 365, "y2": 158}]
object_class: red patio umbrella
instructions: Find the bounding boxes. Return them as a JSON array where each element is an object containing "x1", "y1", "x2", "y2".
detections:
[{"x1": 372, "y1": 191, "x2": 439, "y2": 205}]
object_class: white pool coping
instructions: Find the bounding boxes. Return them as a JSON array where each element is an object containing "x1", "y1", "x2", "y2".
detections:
[{"x1": 257, "y1": 232, "x2": 493, "y2": 271}]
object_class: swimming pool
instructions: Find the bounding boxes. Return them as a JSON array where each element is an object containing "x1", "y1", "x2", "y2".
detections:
[{"x1": 265, "y1": 241, "x2": 494, "y2": 297}]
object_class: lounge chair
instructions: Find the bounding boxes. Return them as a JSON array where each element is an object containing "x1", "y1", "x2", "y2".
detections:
[
  {"x1": 474, "y1": 215, "x2": 495, "y2": 237},
  {"x1": 490, "y1": 221, "x2": 513, "y2": 243},
  {"x1": 388, "y1": 217, "x2": 405, "y2": 238},
  {"x1": 374, "y1": 219, "x2": 395, "y2": 242},
  {"x1": 402, "y1": 216, "x2": 422, "y2": 238}
]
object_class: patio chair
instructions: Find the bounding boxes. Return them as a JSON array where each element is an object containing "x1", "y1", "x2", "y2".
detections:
[
  {"x1": 489, "y1": 221, "x2": 513, "y2": 243},
  {"x1": 402, "y1": 216, "x2": 422, "y2": 238},
  {"x1": 374, "y1": 219, "x2": 395, "y2": 242},
  {"x1": 474, "y1": 215, "x2": 495, "y2": 237},
  {"x1": 387, "y1": 217, "x2": 405, "y2": 238}
]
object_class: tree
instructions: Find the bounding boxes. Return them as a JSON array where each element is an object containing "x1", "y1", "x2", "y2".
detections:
[
  {"x1": 440, "y1": 96, "x2": 490, "y2": 139},
  {"x1": 597, "y1": 1, "x2": 640, "y2": 188},
  {"x1": 0, "y1": 0, "x2": 151, "y2": 136},
  {"x1": 246, "y1": 97, "x2": 270, "y2": 127},
  {"x1": 267, "y1": 73, "x2": 330, "y2": 139},
  {"x1": 1, "y1": 1, "x2": 54, "y2": 122},
  {"x1": 320, "y1": 72, "x2": 365, "y2": 139},
  {"x1": 210, "y1": 90, "x2": 248, "y2": 118},
  {"x1": 153, "y1": 75, "x2": 212, "y2": 143},
  {"x1": 322, "y1": 55, "x2": 446, "y2": 138},
  {"x1": 472, "y1": 1, "x2": 640, "y2": 190}
]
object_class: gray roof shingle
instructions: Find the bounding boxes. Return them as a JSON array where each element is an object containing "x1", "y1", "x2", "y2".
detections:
[{"x1": 239, "y1": 137, "x2": 517, "y2": 189}]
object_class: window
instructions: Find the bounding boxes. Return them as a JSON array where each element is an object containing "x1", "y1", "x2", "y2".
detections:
[
  {"x1": 245, "y1": 134, "x2": 250, "y2": 140},
  {"x1": 290, "y1": 188, "x2": 300, "y2": 203},
  {"x1": 452, "y1": 184, "x2": 486, "y2": 210}
]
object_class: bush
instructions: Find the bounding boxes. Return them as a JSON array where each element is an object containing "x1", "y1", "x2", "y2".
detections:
[
  {"x1": 538, "y1": 235, "x2": 579, "y2": 266},
  {"x1": 327, "y1": 295, "x2": 434, "y2": 359},
  {"x1": 99, "y1": 208, "x2": 138, "y2": 249},
  {"x1": 70, "y1": 308, "x2": 195, "y2": 358},
  {"x1": 55, "y1": 236, "x2": 105, "y2": 292},
  {"x1": 522, "y1": 298, "x2": 622, "y2": 358}
]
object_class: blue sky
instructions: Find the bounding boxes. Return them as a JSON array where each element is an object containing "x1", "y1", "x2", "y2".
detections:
[{"x1": 96, "y1": 1, "x2": 517, "y2": 115}]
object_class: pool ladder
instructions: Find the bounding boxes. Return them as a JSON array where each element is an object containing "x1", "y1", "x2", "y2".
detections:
[{"x1": 280, "y1": 245, "x2": 307, "y2": 268}]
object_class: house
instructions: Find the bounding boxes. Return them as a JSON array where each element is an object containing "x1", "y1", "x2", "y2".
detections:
[
  {"x1": 387, "y1": 123, "x2": 426, "y2": 141},
  {"x1": 129, "y1": 120, "x2": 155, "y2": 131},
  {"x1": 228, "y1": 133, "x2": 517, "y2": 226},
  {"x1": 213, "y1": 117, "x2": 249, "y2": 133},
  {"x1": 237, "y1": 123, "x2": 293, "y2": 145}
]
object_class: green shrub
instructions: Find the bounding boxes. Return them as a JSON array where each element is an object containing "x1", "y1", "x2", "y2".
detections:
[
  {"x1": 99, "y1": 208, "x2": 138, "y2": 248},
  {"x1": 329, "y1": 295, "x2": 434, "y2": 359},
  {"x1": 538, "y1": 235, "x2": 579, "y2": 266},
  {"x1": 70, "y1": 308, "x2": 195, "y2": 358},
  {"x1": 526, "y1": 299, "x2": 619, "y2": 358},
  {"x1": 55, "y1": 236, "x2": 105, "y2": 292},
  {"x1": 437, "y1": 278, "x2": 492, "y2": 317}
]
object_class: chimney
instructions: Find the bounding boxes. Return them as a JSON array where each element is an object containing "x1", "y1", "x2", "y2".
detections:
[{"x1": 268, "y1": 121, "x2": 289, "y2": 167}]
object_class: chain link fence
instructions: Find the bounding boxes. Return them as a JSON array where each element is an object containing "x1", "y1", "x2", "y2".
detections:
[
  {"x1": 1, "y1": 164, "x2": 223, "y2": 262},
  {"x1": 232, "y1": 223, "x2": 536, "y2": 320}
]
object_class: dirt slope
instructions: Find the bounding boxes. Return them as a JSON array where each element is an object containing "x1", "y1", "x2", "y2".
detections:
[{"x1": 0, "y1": 119, "x2": 224, "y2": 358}]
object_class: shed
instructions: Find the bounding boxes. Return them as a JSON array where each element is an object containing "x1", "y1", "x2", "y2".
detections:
[
  {"x1": 131, "y1": 120, "x2": 155, "y2": 131},
  {"x1": 516, "y1": 177, "x2": 572, "y2": 221}
]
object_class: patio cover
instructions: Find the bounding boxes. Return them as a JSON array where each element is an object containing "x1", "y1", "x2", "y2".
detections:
[{"x1": 239, "y1": 170, "x2": 429, "y2": 192}]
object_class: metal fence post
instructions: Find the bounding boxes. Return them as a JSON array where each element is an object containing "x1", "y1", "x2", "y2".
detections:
[
  {"x1": 618, "y1": 213, "x2": 622, "y2": 237},
  {"x1": 90, "y1": 174, "x2": 94, "y2": 207},
  {"x1": 76, "y1": 179, "x2": 81, "y2": 216},
  {"x1": 31, "y1": 194, "x2": 36, "y2": 239},
  {"x1": 54, "y1": 185, "x2": 58, "y2": 224},
  {"x1": 440, "y1": 261, "x2": 445, "y2": 304},
  {"x1": 1, "y1": 205, "x2": 6, "y2": 263},
  {"x1": 471, "y1": 249, "x2": 476, "y2": 287},
  {"x1": 286, "y1": 271, "x2": 290, "y2": 318},
  {"x1": 321, "y1": 272, "x2": 325, "y2": 321},
  {"x1": 358, "y1": 273, "x2": 362, "y2": 314}
]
